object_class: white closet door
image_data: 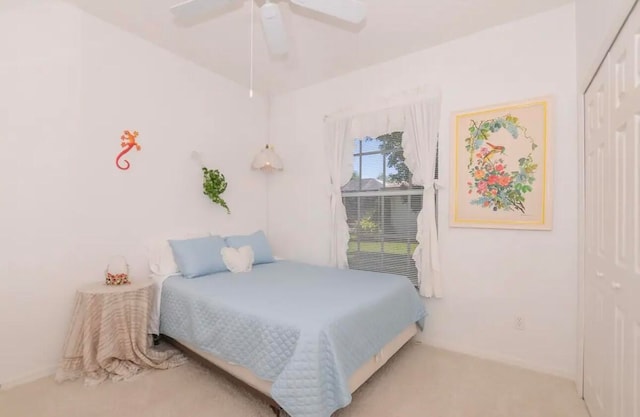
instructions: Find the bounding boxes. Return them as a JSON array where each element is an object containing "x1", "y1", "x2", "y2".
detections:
[
  {"x1": 607, "y1": 8, "x2": 640, "y2": 416},
  {"x1": 584, "y1": 4, "x2": 640, "y2": 417},
  {"x1": 584, "y1": 53, "x2": 614, "y2": 417}
]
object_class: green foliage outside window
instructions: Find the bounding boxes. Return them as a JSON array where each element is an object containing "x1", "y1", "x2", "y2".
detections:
[{"x1": 368, "y1": 132, "x2": 412, "y2": 184}]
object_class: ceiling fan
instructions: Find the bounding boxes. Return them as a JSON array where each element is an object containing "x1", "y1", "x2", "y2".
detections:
[{"x1": 169, "y1": 0, "x2": 367, "y2": 56}]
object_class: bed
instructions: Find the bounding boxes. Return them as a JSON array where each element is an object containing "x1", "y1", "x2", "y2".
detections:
[{"x1": 152, "y1": 260, "x2": 426, "y2": 417}]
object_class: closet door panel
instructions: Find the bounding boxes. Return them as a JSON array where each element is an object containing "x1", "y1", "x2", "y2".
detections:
[
  {"x1": 585, "y1": 5, "x2": 640, "y2": 417},
  {"x1": 584, "y1": 54, "x2": 613, "y2": 417},
  {"x1": 599, "y1": 5, "x2": 640, "y2": 416}
]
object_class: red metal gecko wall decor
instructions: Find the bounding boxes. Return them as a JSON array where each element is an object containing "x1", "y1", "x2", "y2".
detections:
[{"x1": 116, "y1": 130, "x2": 141, "y2": 170}]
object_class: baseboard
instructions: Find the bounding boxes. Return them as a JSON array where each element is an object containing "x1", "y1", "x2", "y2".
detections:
[
  {"x1": 417, "y1": 338, "x2": 576, "y2": 382},
  {"x1": 1, "y1": 365, "x2": 57, "y2": 391}
]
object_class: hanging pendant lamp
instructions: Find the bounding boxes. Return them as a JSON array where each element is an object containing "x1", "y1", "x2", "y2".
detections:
[
  {"x1": 246, "y1": 2, "x2": 283, "y2": 172},
  {"x1": 250, "y1": 94, "x2": 283, "y2": 171},
  {"x1": 251, "y1": 144, "x2": 283, "y2": 171}
]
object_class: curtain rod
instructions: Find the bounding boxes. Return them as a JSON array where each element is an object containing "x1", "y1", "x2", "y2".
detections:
[{"x1": 323, "y1": 85, "x2": 440, "y2": 122}]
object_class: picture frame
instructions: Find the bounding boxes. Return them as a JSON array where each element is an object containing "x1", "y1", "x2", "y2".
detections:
[{"x1": 450, "y1": 97, "x2": 553, "y2": 230}]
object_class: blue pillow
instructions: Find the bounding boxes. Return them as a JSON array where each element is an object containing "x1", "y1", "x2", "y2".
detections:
[
  {"x1": 168, "y1": 236, "x2": 227, "y2": 278},
  {"x1": 225, "y1": 231, "x2": 274, "y2": 265}
]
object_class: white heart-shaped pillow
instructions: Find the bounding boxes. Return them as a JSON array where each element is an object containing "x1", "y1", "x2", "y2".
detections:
[{"x1": 221, "y1": 246, "x2": 254, "y2": 273}]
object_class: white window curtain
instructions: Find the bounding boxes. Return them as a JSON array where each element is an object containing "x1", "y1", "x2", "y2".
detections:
[
  {"x1": 402, "y1": 97, "x2": 442, "y2": 298},
  {"x1": 325, "y1": 118, "x2": 354, "y2": 268},
  {"x1": 324, "y1": 88, "x2": 442, "y2": 297}
]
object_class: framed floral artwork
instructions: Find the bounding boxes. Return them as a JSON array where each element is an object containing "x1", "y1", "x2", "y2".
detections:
[{"x1": 450, "y1": 97, "x2": 552, "y2": 230}]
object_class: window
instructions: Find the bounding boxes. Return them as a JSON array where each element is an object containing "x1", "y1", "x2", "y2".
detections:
[{"x1": 341, "y1": 132, "x2": 423, "y2": 286}]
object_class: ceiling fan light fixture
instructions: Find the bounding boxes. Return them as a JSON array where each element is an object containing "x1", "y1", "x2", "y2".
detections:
[{"x1": 170, "y1": 0, "x2": 368, "y2": 52}]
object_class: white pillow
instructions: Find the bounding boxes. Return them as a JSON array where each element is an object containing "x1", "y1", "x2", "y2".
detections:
[
  {"x1": 221, "y1": 246, "x2": 254, "y2": 273},
  {"x1": 147, "y1": 240, "x2": 179, "y2": 276}
]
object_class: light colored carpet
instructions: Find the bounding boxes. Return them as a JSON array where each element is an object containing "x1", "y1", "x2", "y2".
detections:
[{"x1": 0, "y1": 342, "x2": 589, "y2": 417}]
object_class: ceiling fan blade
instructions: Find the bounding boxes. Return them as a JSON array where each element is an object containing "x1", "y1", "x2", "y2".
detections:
[
  {"x1": 170, "y1": 0, "x2": 234, "y2": 19},
  {"x1": 290, "y1": 0, "x2": 366, "y2": 24},
  {"x1": 260, "y1": 2, "x2": 289, "y2": 56}
]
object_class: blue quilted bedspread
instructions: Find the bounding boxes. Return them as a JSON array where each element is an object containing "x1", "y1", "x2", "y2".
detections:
[{"x1": 159, "y1": 261, "x2": 426, "y2": 417}]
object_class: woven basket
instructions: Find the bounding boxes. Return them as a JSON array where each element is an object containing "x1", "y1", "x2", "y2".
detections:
[{"x1": 105, "y1": 256, "x2": 130, "y2": 286}]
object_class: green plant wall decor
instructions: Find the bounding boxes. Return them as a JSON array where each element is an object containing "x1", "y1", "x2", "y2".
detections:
[{"x1": 202, "y1": 167, "x2": 230, "y2": 214}]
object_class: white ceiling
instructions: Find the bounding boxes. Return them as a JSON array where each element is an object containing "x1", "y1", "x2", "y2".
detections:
[{"x1": 63, "y1": 0, "x2": 572, "y2": 93}]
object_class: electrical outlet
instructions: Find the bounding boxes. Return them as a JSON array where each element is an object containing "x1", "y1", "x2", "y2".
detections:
[{"x1": 514, "y1": 316, "x2": 526, "y2": 331}]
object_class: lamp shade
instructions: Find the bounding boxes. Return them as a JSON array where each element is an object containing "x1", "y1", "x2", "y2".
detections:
[{"x1": 251, "y1": 144, "x2": 283, "y2": 171}]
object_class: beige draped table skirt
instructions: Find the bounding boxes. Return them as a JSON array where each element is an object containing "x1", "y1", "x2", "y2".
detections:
[{"x1": 55, "y1": 280, "x2": 186, "y2": 385}]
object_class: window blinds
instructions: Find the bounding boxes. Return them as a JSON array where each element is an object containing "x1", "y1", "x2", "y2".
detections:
[
  {"x1": 343, "y1": 192, "x2": 422, "y2": 286},
  {"x1": 342, "y1": 133, "x2": 422, "y2": 287}
]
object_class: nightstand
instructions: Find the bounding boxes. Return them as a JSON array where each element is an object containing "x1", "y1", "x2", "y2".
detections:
[{"x1": 56, "y1": 280, "x2": 185, "y2": 385}]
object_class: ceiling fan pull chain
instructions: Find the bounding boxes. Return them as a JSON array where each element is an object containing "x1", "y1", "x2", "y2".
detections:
[{"x1": 249, "y1": 0, "x2": 255, "y2": 98}]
